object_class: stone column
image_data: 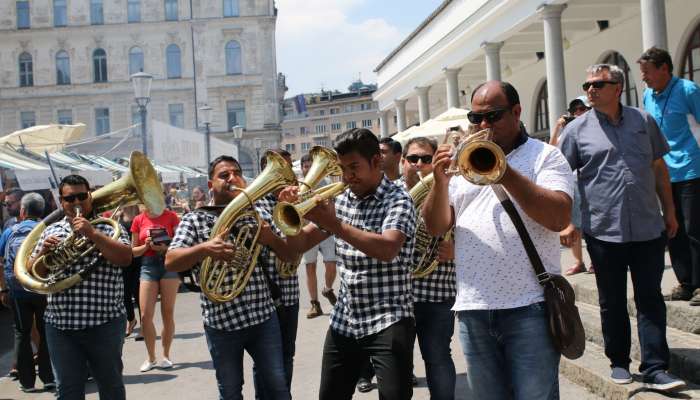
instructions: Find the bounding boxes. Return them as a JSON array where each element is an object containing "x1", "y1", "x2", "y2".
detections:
[
  {"x1": 640, "y1": 0, "x2": 668, "y2": 50},
  {"x1": 395, "y1": 99, "x2": 407, "y2": 133},
  {"x1": 415, "y1": 86, "x2": 431, "y2": 123},
  {"x1": 481, "y1": 41, "x2": 504, "y2": 81},
  {"x1": 379, "y1": 110, "x2": 390, "y2": 138},
  {"x1": 443, "y1": 68, "x2": 461, "y2": 109},
  {"x1": 539, "y1": 4, "x2": 568, "y2": 136}
]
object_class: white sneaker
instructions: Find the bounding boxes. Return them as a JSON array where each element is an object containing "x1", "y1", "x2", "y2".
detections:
[
  {"x1": 159, "y1": 358, "x2": 173, "y2": 369},
  {"x1": 140, "y1": 360, "x2": 157, "y2": 372}
]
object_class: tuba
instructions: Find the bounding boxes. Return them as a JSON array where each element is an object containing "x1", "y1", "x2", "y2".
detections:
[
  {"x1": 449, "y1": 128, "x2": 507, "y2": 185},
  {"x1": 14, "y1": 151, "x2": 165, "y2": 294},
  {"x1": 275, "y1": 146, "x2": 342, "y2": 278},
  {"x1": 409, "y1": 173, "x2": 452, "y2": 278},
  {"x1": 199, "y1": 151, "x2": 297, "y2": 303}
]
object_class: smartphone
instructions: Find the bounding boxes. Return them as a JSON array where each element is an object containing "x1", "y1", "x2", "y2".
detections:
[
  {"x1": 148, "y1": 227, "x2": 171, "y2": 246},
  {"x1": 449, "y1": 126, "x2": 461, "y2": 132}
]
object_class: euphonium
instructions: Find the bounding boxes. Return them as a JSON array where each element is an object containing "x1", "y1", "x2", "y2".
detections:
[
  {"x1": 275, "y1": 146, "x2": 341, "y2": 278},
  {"x1": 14, "y1": 151, "x2": 165, "y2": 294},
  {"x1": 199, "y1": 151, "x2": 297, "y2": 303},
  {"x1": 409, "y1": 173, "x2": 453, "y2": 278},
  {"x1": 449, "y1": 128, "x2": 507, "y2": 185}
]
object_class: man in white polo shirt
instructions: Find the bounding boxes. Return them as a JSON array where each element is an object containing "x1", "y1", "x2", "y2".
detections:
[{"x1": 423, "y1": 81, "x2": 573, "y2": 400}]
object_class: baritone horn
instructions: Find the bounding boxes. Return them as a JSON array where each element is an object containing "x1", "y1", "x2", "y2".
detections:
[
  {"x1": 199, "y1": 151, "x2": 297, "y2": 303},
  {"x1": 447, "y1": 127, "x2": 507, "y2": 185},
  {"x1": 14, "y1": 151, "x2": 165, "y2": 294}
]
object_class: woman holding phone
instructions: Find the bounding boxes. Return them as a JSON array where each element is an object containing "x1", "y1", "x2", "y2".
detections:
[{"x1": 131, "y1": 204, "x2": 181, "y2": 372}]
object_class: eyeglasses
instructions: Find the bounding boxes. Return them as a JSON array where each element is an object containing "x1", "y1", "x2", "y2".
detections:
[
  {"x1": 582, "y1": 80, "x2": 618, "y2": 91},
  {"x1": 61, "y1": 192, "x2": 89, "y2": 203},
  {"x1": 405, "y1": 154, "x2": 433, "y2": 164},
  {"x1": 467, "y1": 108, "x2": 509, "y2": 125}
]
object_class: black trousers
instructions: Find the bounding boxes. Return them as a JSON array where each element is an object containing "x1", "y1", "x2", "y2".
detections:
[
  {"x1": 11, "y1": 294, "x2": 53, "y2": 388},
  {"x1": 122, "y1": 258, "x2": 141, "y2": 322},
  {"x1": 584, "y1": 233, "x2": 670, "y2": 377},
  {"x1": 319, "y1": 318, "x2": 415, "y2": 400},
  {"x1": 668, "y1": 177, "x2": 700, "y2": 290}
]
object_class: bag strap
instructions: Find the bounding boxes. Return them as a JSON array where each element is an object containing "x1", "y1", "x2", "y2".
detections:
[{"x1": 491, "y1": 184, "x2": 551, "y2": 285}]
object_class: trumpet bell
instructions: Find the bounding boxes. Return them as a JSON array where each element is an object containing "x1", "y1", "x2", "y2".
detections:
[{"x1": 456, "y1": 138, "x2": 507, "y2": 185}]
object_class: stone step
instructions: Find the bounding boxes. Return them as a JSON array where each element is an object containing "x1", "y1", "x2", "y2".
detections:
[
  {"x1": 567, "y1": 269, "x2": 700, "y2": 335},
  {"x1": 577, "y1": 302, "x2": 700, "y2": 385},
  {"x1": 560, "y1": 341, "x2": 700, "y2": 400}
]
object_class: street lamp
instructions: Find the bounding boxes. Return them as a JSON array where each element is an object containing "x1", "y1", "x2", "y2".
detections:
[
  {"x1": 254, "y1": 137, "x2": 263, "y2": 175},
  {"x1": 199, "y1": 105, "x2": 213, "y2": 165},
  {"x1": 232, "y1": 125, "x2": 243, "y2": 161},
  {"x1": 131, "y1": 72, "x2": 153, "y2": 156}
]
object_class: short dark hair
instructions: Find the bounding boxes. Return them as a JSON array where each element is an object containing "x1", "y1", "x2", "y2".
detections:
[
  {"x1": 260, "y1": 148, "x2": 292, "y2": 170},
  {"x1": 21, "y1": 192, "x2": 44, "y2": 218},
  {"x1": 300, "y1": 153, "x2": 313, "y2": 164},
  {"x1": 471, "y1": 81, "x2": 520, "y2": 108},
  {"x1": 334, "y1": 128, "x2": 379, "y2": 162},
  {"x1": 379, "y1": 137, "x2": 402, "y2": 154},
  {"x1": 403, "y1": 137, "x2": 437, "y2": 157},
  {"x1": 637, "y1": 47, "x2": 674, "y2": 73},
  {"x1": 59, "y1": 175, "x2": 90, "y2": 197},
  {"x1": 208, "y1": 155, "x2": 241, "y2": 179},
  {"x1": 6, "y1": 188, "x2": 24, "y2": 200}
]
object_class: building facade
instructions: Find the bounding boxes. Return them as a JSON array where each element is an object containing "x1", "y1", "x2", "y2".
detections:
[
  {"x1": 281, "y1": 82, "x2": 394, "y2": 160},
  {"x1": 0, "y1": 0, "x2": 285, "y2": 176}
]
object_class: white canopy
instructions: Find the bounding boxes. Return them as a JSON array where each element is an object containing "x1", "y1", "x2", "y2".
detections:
[
  {"x1": 393, "y1": 107, "x2": 471, "y2": 146},
  {"x1": 0, "y1": 124, "x2": 86, "y2": 153}
]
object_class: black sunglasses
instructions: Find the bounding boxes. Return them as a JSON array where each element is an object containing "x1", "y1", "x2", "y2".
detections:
[
  {"x1": 61, "y1": 192, "x2": 89, "y2": 203},
  {"x1": 582, "y1": 80, "x2": 618, "y2": 91},
  {"x1": 467, "y1": 108, "x2": 509, "y2": 125},
  {"x1": 405, "y1": 154, "x2": 433, "y2": 164}
]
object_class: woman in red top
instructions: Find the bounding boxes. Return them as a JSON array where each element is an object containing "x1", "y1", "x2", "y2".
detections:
[{"x1": 131, "y1": 205, "x2": 180, "y2": 372}]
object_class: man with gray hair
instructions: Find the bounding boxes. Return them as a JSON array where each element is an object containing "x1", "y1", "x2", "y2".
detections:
[
  {"x1": 559, "y1": 64, "x2": 685, "y2": 391},
  {"x1": 0, "y1": 192, "x2": 54, "y2": 392}
]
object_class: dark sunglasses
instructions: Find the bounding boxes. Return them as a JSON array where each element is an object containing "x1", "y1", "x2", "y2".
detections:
[
  {"x1": 582, "y1": 80, "x2": 618, "y2": 91},
  {"x1": 405, "y1": 154, "x2": 433, "y2": 164},
  {"x1": 467, "y1": 108, "x2": 509, "y2": 125},
  {"x1": 61, "y1": 192, "x2": 89, "y2": 203}
]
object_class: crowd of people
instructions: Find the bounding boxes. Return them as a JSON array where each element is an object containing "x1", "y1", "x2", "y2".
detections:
[{"x1": 0, "y1": 46, "x2": 698, "y2": 400}]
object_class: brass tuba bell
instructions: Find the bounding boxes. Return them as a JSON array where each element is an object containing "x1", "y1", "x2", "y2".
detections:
[
  {"x1": 199, "y1": 151, "x2": 297, "y2": 303},
  {"x1": 14, "y1": 151, "x2": 165, "y2": 294}
]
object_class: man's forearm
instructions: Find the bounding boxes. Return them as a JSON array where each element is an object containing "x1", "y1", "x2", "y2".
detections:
[
  {"x1": 90, "y1": 232, "x2": 132, "y2": 267},
  {"x1": 329, "y1": 222, "x2": 403, "y2": 262},
  {"x1": 422, "y1": 180, "x2": 453, "y2": 237},
  {"x1": 165, "y1": 246, "x2": 205, "y2": 272}
]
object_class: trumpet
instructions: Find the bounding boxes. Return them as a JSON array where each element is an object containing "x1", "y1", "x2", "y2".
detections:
[
  {"x1": 274, "y1": 181, "x2": 346, "y2": 237},
  {"x1": 446, "y1": 128, "x2": 507, "y2": 185}
]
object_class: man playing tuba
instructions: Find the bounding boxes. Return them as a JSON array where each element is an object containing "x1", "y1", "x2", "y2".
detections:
[{"x1": 27, "y1": 174, "x2": 133, "y2": 400}]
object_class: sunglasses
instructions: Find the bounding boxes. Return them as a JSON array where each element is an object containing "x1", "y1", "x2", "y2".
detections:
[
  {"x1": 467, "y1": 108, "x2": 509, "y2": 125},
  {"x1": 61, "y1": 192, "x2": 89, "y2": 203},
  {"x1": 405, "y1": 154, "x2": 433, "y2": 164},
  {"x1": 582, "y1": 80, "x2": 618, "y2": 91}
]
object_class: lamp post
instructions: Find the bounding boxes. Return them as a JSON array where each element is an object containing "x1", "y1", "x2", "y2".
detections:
[
  {"x1": 199, "y1": 105, "x2": 213, "y2": 166},
  {"x1": 232, "y1": 125, "x2": 243, "y2": 161},
  {"x1": 254, "y1": 137, "x2": 262, "y2": 175},
  {"x1": 131, "y1": 72, "x2": 153, "y2": 156}
]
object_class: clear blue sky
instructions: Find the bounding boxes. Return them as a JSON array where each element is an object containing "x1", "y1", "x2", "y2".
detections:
[{"x1": 276, "y1": 0, "x2": 444, "y2": 96}]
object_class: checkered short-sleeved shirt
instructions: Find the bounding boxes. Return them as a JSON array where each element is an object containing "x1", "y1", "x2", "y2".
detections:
[
  {"x1": 255, "y1": 194, "x2": 300, "y2": 306},
  {"x1": 397, "y1": 179, "x2": 457, "y2": 304},
  {"x1": 330, "y1": 176, "x2": 416, "y2": 338},
  {"x1": 169, "y1": 209, "x2": 275, "y2": 331},
  {"x1": 30, "y1": 218, "x2": 130, "y2": 330}
]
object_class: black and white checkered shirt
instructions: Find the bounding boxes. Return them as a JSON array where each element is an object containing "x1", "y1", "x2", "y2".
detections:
[
  {"x1": 398, "y1": 179, "x2": 457, "y2": 304},
  {"x1": 330, "y1": 176, "x2": 416, "y2": 338},
  {"x1": 169, "y1": 209, "x2": 275, "y2": 331},
  {"x1": 255, "y1": 194, "x2": 300, "y2": 306},
  {"x1": 31, "y1": 218, "x2": 130, "y2": 330}
]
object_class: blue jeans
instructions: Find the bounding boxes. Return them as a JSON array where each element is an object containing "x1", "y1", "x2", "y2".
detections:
[
  {"x1": 457, "y1": 302, "x2": 560, "y2": 400},
  {"x1": 204, "y1": 314, "x2": 290, "y2": 400},
  {"x1": 415, "y1": 301, "x2": 456, "y2": 400},
  {"x1": 253, "y1": 304, "x2": 299, "y2": 399},
  {"x1": 45, "y1": 315, "x2": 126, "y2": 400}
]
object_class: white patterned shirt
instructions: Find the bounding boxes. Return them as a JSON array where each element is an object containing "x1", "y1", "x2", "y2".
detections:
[{"x1": 449, "y1": 138, "x2": 573, "y2": 310}]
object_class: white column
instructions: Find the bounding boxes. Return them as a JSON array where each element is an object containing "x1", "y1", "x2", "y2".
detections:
[
  {"x1": 379, "y1": 110, "x2": 390, "y2": 138},
  {"x1": 640, "y1": 0, "x2": 668, "y2": 50},
  {"x1": 415, "y1": 86, "x2": 431, "y2": 124},
  {"x1": 539, "y1": 4, "x2": 568, "y2": 137},
  {"x1": 481, "y1": 41, "x2": 504, "y2": 81},
  {"x1": 443, "y1": 68, "x2": 461, "y2": 109},
  {"x1": 395, "y1": 99, "x2": 407, "y2": 132}
]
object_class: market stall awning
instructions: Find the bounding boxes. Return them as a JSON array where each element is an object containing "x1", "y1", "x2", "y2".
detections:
[
  {"x1": 0, "y1": 124, "x2": 86, "y2": 153},
  {"x1": 392, "y1": 108, "x2": 470, "y2": 146}
]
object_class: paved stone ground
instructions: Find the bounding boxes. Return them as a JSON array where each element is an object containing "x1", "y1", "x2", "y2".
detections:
[{"x1": 0, "y1": 253, "x2": 603, "y2": 399}]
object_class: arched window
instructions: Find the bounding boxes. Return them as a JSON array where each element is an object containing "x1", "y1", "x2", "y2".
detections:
[
  {"x1": 93, "y1": 48, "x2": 108, "y2": 82},
  {"x1": 681, "y1": 22, "x2": 700, "y2": 84},
  {"x1": 602, "y1": 52, "x2": 638, "y2": 107},
  {"x1": 18, "y1": 52, "x2": 33, "y2": 87},
  {"x1": 225, "y1": 40, "x2": 242, "y2": 75},
  {"x1": 129, "y1": 46, "x2": 144, "y2": 75},
  {"x1": 166, "y1": 44, "x2": 181, "y2": 78},
  {"x1": 56, "y1": 50, "x2": 71, "y2": 85},
  {"x1": 534, "y1": 81, "x2": 549, "y2": 134}
]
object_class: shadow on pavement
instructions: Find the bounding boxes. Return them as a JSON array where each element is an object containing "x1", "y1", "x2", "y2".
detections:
[
  {"x1": 169, "y1": 360, "x2": 214, "y2": 371},
  {"x1": 123, "y1": 373, "x2": 178, "y2": 385}
]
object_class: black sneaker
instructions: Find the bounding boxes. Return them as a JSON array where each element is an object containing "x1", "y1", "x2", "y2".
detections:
[
  {"x1": 43, "y1": 381, "x2": 57, "y2": 391},
  {"x1": 642, "y1": 372, "x2": 685, "y2": 391},
  {"x1": 356, "y1": 378, "x2": 373, "y2": 393},
  {"x1": 19, "y1": 385, "x2": 40, "y2": 393},
  {"x1": 664, "y1": 285, "x2": 693, "y2": 301},
  {"x1": 689, "y1": 289, "x2": 700, "y2": 306}
]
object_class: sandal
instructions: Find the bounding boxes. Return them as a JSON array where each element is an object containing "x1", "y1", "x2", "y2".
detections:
[{"x1": 564, "y1": 262, "x2": 586, "y2": 276}]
